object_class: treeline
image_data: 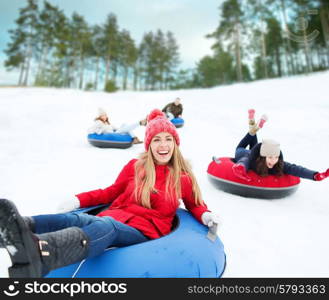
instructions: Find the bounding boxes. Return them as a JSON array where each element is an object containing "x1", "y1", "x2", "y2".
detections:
[
  {"x1": 4, "y1": 0, "x2": 180, "y2": 91},
  {"x1": 173, "y1": 0, "x2": 329, "y2": 89},
  {"x1": 4, "y1": 0, "x2": 329, "y2": 91}
]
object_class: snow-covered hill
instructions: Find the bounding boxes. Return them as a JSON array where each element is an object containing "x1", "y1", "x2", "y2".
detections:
[{"x1": 0, "y1": 71, "x2": 329, "y2": 277}]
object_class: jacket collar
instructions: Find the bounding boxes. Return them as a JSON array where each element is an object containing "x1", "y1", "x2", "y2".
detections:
[{"x1": 154, "y1": 163, "x2": 169, "y2": 176}]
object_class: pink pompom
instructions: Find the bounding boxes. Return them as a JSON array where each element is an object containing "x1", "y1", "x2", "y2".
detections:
[{"x1": 147, "y1": 109, "x2": 165, "y2": 122}]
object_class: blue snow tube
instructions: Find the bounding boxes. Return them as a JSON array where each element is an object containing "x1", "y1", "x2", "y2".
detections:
[
  {"x1": 87, "y1": 133, "x2": 133, "y2": 149},
  {"x1": 46, "y1": 207, "x2": 226, "y2": 278},
  {"x1": 171, "y1": 117, "x2": 184, "y2": 128}
]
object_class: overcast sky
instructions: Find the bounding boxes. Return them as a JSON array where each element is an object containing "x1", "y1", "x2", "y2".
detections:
[{"x1": 0, "y1": 0, "x2": 223, "y2": 85}]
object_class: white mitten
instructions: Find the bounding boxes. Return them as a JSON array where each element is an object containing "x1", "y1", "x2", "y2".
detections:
[
  {"x1": 201, "y1": 212, "x2": 221, "y2": 228},
  {"x1": 56, "y1": 198, "x2": 80, "y2": 213}
]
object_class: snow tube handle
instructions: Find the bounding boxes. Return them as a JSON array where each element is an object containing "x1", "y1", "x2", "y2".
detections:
[{"x1": 207, "y1": 223, "x2": 218, "y2": 242}]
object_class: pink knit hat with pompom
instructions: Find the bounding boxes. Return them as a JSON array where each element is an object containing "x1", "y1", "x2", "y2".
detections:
[{"x1": 144, "y1": 109, "x2": 180, "y2": 150}]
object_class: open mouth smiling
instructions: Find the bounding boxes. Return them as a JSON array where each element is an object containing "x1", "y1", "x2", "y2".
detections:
[{"x1": 158, "y1": 150, "x2": 169, "y2": 156}]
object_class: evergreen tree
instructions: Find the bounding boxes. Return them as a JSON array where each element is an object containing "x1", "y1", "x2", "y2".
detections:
[
  {"x1": 34, "y1": 1, "x2": 63, "y2": 86},
  {"x1": 102, "y1": 13, "x2": 119, "y2": 90},
  {"x1": 312, "y1": 13, "x2": 327, "y2": 70},
  {"x1": 20, "y1": 0, "x2": 39, "y2": 86},
  {"x1": 51, "y1": 10, "x2": 72, "y2": 87},
  {"x1": 214, "y1": 45, "x2": 235, "y2": 84},
  {"x1": 4, "y1": 0, "x2": 39, "y2": 86},
  {"x1": 208, "y1": 0, "x2": 246, "y2": 82},
  {"x1": 194, "y1": 44, "x2": 234, "y2": 88},
  {"x1": 153, "y1": 29, "x2": 166, "y2": 89},
  {"x1": 117, "y1": 29, "x2": 137, "y2": 90},
  {"x1": 4, "y1": 28, "x2": 26, "y2": 85},
  {"x1": 247, "y1": 0, "x2": 274, "y2": 79},
  {"x1": 164, "y1": 31, "x2": 180, "y2": 89},
  {"x1": 139, "y1": 31, "x2": 155, "y2": 90},
  {"x1": 138, "y1": 30, "x2": 180, "y2": 90},
  {"x1": 317, "y1": 0, "x2": 329, "y2": 65},
  {"x1": 169, "y1": 69, "x2": 193, "y2": 89},
  {"x1": 90, "y1": 25, "x2": 104, "y2": 90},
  {"x1": 265, "y1": 17, "x2": 284, "y2": 77},
  {"x1": 278, "y1": 0, "x2": 297, "y2": 75},
  {"x1": 69, "y1": 13, "x2": 91, "y2": 89},
  {"x1": 196, "y1": 56, "x2": 220, "y2": 87},
  {"x1": 312, "y1": 6, "x2": 329, "y2": 69},
  {"x1": 291, "y1": 0, "x2": 317, "y2": 73}
]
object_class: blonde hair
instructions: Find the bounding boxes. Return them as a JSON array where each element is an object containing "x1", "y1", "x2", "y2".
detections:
[{"x1": 134, "y1": 142, "x2": 203, "y2": 209}]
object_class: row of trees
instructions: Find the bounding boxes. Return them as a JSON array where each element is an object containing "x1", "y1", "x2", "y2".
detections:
[
  {"x1": 4, "y1": 0, "x2": 180, "y2": 91},
  {"x1": 174, "y1": 0, "x2": 329, "y2": 89},
  {"x1": 4, "y1": 0, "x2": 329, "y2": 91}
]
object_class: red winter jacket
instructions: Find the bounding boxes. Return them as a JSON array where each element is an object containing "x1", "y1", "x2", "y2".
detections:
[{"x1": 76, "y1": 159, "x2": 209, "y2": 239}]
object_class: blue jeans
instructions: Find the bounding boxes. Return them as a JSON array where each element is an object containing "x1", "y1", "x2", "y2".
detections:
[
  {"x1": 234, "y1": 132, "x2": 258, "y2": 169},
  {"x1": 32, "y1": 213, "x2": 148, "y2": 258}
]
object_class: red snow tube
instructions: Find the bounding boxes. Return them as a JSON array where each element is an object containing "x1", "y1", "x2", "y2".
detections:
[{"x1": 207, "y1": 157, "x2": 300, "y2": 199}]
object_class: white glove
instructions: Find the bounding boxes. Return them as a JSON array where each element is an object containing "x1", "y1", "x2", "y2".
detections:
[
  {"x1": 56, "y1": 198, "x2": 80, "y2": 213},
  {"x1": 201, "y1": 212, "x2": 221, "y2": 228}
]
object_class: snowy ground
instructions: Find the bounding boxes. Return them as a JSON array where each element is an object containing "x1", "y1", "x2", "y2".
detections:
[{"x1": 0, "y1": 71, "x2": 329, "y2": 277}]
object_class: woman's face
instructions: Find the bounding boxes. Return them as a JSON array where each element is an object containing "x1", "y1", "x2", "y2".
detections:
[
  {"x1": 150, "y1": 132, "x2": 175, "y2": 165},
  {"x1": 99, "y1": 114, "x2": 108, "y2": 122},
  {"x1": 266, "y1": 156, "x2": 279, "y2": 168}
]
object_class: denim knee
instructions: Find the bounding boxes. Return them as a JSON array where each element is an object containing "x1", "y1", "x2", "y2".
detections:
[
  {"x1": 82, "y1": 216, "x2": 118, "y2": 239},
  {"x1": 235, "y1": 148, "x2": 249, "y2": 161},
  {"x1": 68, "y1": 212, "x2": 102, "y2": 227}
]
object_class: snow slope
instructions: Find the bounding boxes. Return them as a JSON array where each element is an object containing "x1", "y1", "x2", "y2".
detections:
[{"x1": 0, "y1": 71, "x2": 329, "y2": 277}]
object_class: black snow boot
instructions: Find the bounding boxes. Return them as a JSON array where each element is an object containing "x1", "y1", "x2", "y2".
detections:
[
  {"x1": 23, "y1": 216, "x2": 35, "y2": 232},
  {"x1": 36, "y1": 227, "x2": 89, "y2": 276},
  {"x1": 0, "y1": 199, "x2": 89, "y2": 278},
  {"x1": 0, "y1": 198, "x2": 42, "y2": 277}
]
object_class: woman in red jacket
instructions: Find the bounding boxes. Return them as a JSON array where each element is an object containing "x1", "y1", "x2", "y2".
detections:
[{"x1": 0, "y1": 109, "x2": 218, "y2": 278}]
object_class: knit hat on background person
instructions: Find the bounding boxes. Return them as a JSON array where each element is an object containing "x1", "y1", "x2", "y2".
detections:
[
  {"x1": 144, "y1": 109, "x2": 180, "y2": 150},
  {"x1": 260, "y1": 139, "x2": 281, "y2": 157},
  {"x1": 97, "y1": 107, "x2": 107, "y2": 117}
]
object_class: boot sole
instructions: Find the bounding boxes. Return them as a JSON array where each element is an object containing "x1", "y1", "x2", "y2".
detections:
[{"x1": 0, "y1": 199, "x2": 42, "y2": 277}]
